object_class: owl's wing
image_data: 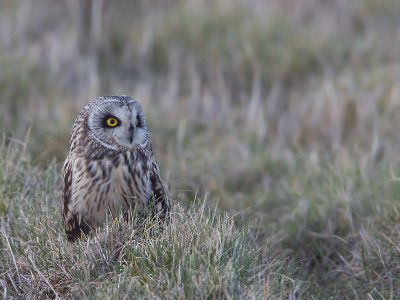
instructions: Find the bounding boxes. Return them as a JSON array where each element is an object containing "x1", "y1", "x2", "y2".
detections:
[
  {"x1": 62, "y1": 157, "x2": 73, "y2": 219},
  {"x1": 149, "y1": 160, "x2": 170, "y2": 219},
  {"x1": 62, "y1": 156, "x2": 89, "y2": 241}
]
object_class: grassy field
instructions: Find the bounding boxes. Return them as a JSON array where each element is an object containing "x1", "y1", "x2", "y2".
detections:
[{"x1": 1, "y1": 0, "x2": 400, "y2": 298}]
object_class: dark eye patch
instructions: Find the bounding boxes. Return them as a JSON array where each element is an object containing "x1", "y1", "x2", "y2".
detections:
[
  {"x1": 136, "y1": 115, "x2": 142, "y2": 127},
  {"x1": 136, "y1": 114, "x2": 146, "y2": 128},
  {"x1": 102, "y1": 115, "x2": 121, "y2": 128}
]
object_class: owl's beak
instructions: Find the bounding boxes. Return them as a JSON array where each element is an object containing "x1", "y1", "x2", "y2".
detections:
[{"x1": 128, "y1": 124, "x2": 135, "y2": 144}]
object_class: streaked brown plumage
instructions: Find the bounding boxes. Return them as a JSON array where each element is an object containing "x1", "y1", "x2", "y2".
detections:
[{"x1": 62, "y1": 96, "x2": 170, "y2": 241}]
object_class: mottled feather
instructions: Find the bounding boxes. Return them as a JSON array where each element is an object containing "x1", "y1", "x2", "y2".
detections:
[{"x1": 62, "y1": 96, "x2": 170, "y2": 241}]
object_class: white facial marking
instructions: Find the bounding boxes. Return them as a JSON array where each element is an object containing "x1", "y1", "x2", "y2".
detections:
[{"x1": 88, "y1": 98, "x2": 147, "y2": 150}]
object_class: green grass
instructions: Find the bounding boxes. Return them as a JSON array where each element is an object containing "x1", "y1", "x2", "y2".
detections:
[
  {"x1": 0, "y1": 141, "x2": 298, "y2": 299},
  {"x1": 1, "y1": 140, "x2": 399, "y2": 298},
  {"x1": 1, "y1": 0, "x2": 400, "y2": 298}
]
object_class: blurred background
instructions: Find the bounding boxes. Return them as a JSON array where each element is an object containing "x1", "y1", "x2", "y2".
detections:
[
  {"x1": 1, "y1": 0, "x2": 400, "y2": 228},
  {"x1": 2, "y1": 1, "x2": 400, "y2": 295}
]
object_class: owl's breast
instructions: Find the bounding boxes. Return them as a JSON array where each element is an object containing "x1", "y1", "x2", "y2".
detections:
[
  {"x1": 112, "y1": 150, "x2": 152, "y2": 206},
  {"x1": 71, "y1": 150, "x2": 152, "y2": 227}
]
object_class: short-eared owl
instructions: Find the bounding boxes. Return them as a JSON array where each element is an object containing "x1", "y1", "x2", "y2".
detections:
[{"x1": 62, "y1": 96, "x2": 170, "y2": 241}]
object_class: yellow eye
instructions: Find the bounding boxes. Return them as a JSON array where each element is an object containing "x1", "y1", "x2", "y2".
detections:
[{"x1": 106, "y1": 117, "x2": 119, "y2": 127}]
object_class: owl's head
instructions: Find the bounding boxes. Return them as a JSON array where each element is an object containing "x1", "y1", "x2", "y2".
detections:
[{"x1": 85, "y1": 96, "x2": 149, "y2": 150}]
